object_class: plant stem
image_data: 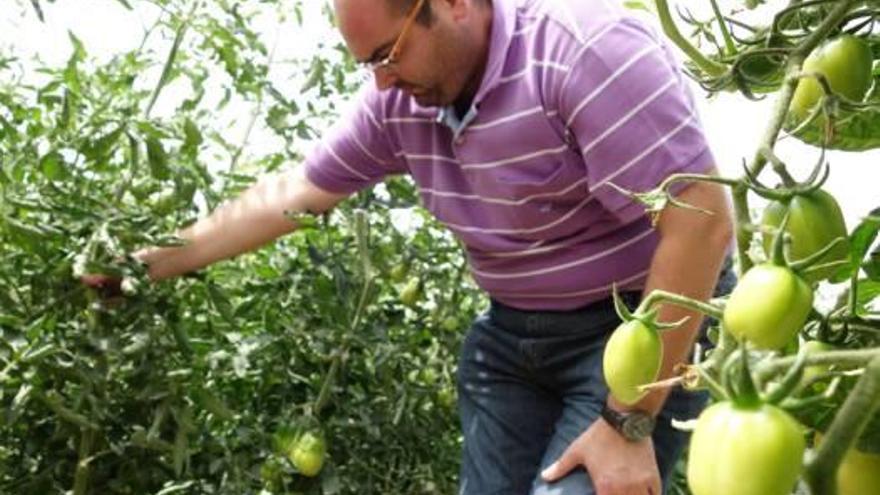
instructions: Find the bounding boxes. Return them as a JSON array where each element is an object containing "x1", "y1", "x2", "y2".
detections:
[
  {"x1": 755, "y1": 348, "x2": 880, "y2": 380},
  {"x1": 708, "y1": 0, "x2": 737, "y2": 56},
  {"x1": 144, "y1": 3, "x2": 199, "y2": 118},
  {"x1": 640, "y1": 289, "x2": 725, "y2": 320},
  {"x1": 229, "y1": 22, "x2": 282, "y2": 172},
  {"x1": 804, "y1": 355, "x2": 880, "y2": 495},
  {"x1": 72, "y1": 429, "x2": 95, "y2": 495},
  {"x1": 653, "y1": 0, "x2": 726, "y2": 77},
  {"x1": 314, "y1": 211, "x2": 375, "y2": 417}
]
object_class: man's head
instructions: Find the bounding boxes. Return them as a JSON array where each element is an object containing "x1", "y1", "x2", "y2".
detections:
[{"x1": 333, "y1": 0, "x2": 493, "y2": 108}]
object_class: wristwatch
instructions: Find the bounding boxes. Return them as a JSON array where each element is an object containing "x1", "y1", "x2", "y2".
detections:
[{"x1": 600, "y1": 403, "x2": 656, "y2": 442}]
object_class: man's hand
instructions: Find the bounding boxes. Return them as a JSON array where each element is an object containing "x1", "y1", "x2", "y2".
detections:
[
  {"x1": 541, "y1": 418, "x2": 661, "y2": 495},
  {"x1": 80, "y1": 273, "x2": 124, "y2": 299}
]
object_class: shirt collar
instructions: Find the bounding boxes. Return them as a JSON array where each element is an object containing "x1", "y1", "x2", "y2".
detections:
[{"x1": 435, "y1": 0, "x2": 517, "y2": 129}]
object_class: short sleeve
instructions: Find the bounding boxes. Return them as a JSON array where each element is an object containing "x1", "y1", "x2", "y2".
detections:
[
  {"x1": 304, "y1": 87, "x2": 405, "y2": 194},
  {"x1": 557, "y1": 18, "x2": 715, "y2": 224}
]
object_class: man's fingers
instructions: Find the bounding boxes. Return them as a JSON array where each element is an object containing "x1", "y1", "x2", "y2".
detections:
[
  {"x1": 80, "y1": 274, "x2": 109, "y2": 286},
  {"x1": 540, "y1": 446, "x2": 581, "y2": 482}
]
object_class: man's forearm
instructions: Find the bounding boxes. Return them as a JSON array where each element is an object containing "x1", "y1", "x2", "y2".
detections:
[
  {"x1": 609, "y1": 179, "x2": 734, "y2": 415},
  {"x1": 137, "y1": 167, "x2": 346, "y2": 281}
]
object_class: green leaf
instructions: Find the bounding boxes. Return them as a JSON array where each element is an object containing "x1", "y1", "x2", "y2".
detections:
[
  {"x1": 207, "y1": 282, "x2": 235, "y2": 324},
  {"x1": 855, "y1": 278, "x2": 880, "y2": 308},
  {"x1": 114, "y1": 0, "x2": 134, "y2": 10},
  {"x1": 83, "y1": 127, "x2": 123, "y2": 161},
  {"x1": 182, "y1": 118, "x2": 202, "y2": 155},
  {"x1": 146, "y1": 137, "x2": 170, "y2": 180},
  {"x1": 622, "y1": 0, "x2": 656, "y2": 13},
  {"x1": 39, "y1": 151, "x2": 67, "y2": 181},
  {"x1": 864, "y1": 247, "x2": 880, "y2": 281},
  {"x1": 832, "y1": 209, "x2": 880, "y2": 282}
]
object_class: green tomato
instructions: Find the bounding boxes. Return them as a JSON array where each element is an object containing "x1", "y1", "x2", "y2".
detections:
[
  {"x1": 288, "y1": 431, "x2": 326, "y2": 477},
  {"x1": 789, "y1": 35, "x2": 873, "y2": 121},
  {"x1": 399, "y1": 277, "x2": 421, "y2": 307},
  {"x1": 688, "y1": 401, "x2": 806, "y2": 495},
  {"x1": 762, "y1": 189, "x2": 849, "y2": 283},
  {"x1": 390, "y1": 263, "x2": 408, "y2": 283},
  {"x1": 602, "y1": 320, "x2": 662, "y2": 406},
  {"x1": 436, "y1": 387, "x2": 456, "y2": 410},
  {"x1": 723, "y1": 264, "x2": 813, "y2": 350},
  {"x1": 815, "y1": 433, "x2": 880, "y2": 495},
  {"x1": 441, "y1": 316, "x2": 459, "y2": 332},
  {"x1": 838, "y1": 445, "x2": 880, "y2": 495}
]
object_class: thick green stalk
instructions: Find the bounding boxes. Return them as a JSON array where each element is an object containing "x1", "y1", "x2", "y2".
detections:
[
  {"x1": 804, "y1": 355, "x2": 880, "y2": 495},
  {"x1": 653, "y1": 0, "x2": 726, "y2": 76},
  {"x1": 144, "y1": 3, "x2": 199, "y2": 118},
  {"x1": 755, "y1": 348, "x2": 880, "y2": 380},
  {"x1": 708, "y1": 0, "x2": 737, "y2": 56},
  {"x1": 640, "y1": 289, "x2": 725, "y2": 321},
  {"x1": 72, "y1": 429, "x2": 96, "y2": 495}
]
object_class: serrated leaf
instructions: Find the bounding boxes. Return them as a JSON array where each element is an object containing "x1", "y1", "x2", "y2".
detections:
[
  {"x1": 39, "y1": 151, "x2": 67, "y2": 180},
  {"x1": 146, "y1": 137, "x2": 170, "y2": 180}
]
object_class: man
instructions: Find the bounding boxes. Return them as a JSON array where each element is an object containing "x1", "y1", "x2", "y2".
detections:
[{"x1": 96, "y1": 0, "x2": 734, "y2": 493}]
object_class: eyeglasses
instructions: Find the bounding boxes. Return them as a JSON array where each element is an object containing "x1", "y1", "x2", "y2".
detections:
[{"x1": 362, "y1": 0, "x2": 426, "y2": 73}]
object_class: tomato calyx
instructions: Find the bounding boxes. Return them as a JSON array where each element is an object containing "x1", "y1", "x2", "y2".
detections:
[{"x1": 612, "y1": 286, "x2": 689, "y2": 333}]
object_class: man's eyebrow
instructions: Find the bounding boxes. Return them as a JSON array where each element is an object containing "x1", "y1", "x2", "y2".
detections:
[{"x1": 359, "y1": 40, "x2": 395, "y2": 64}]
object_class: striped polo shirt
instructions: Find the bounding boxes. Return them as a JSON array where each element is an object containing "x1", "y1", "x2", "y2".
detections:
[{"x1": 305, "y1": 0, "x2": 715, "y2": 310}]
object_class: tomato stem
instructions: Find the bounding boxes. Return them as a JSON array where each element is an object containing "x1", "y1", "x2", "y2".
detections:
[
  {"x1": 755, "y1": 348, "x2": 880, "y2": 381},
  {"x1": 733, "y1": 342, "x2": 762, "y2": 408},
  {"x1": 640, "y1": 289, "x2": 725, "y2": 321},
  {"x1": 653, "y1": 0, "x2": 726, "y2": 77},
  {"x1": 144, "y1": 3, "x2": 198, "y2": 118},
  {"x1": 804, "y1": 355, "x2": 880, "y2": 495}
]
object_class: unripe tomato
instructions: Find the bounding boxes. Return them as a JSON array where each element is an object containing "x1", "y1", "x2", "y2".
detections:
[
  {"x1": 815, "y1": 433, "x2": 880, "y2": 495},
  {"x1": 762, "y1": 189, "x2": 849, "y2": 283},
  {"x1": 723, "y1": 264, "x2": 813, "y2": 350},
  {"x1": 441, "y1": 316, "x2": 459, "y2": 332},
  {"x1": 390, "y1": 263, "x2": 408, "y2": 283},
  {"x1": 288, "y1": 431, "x2": 326, "y2": 477},
  {"x1": 602, "y1": 320, "x2": 662, "y2": 406},
  {"x1": 688, "y1": 401, "x2": 806, "y2": 495},
  {"x1": 789, "y1": 35, "x2": 873, "y2": 121},
  {"x1": 837, "y1": 445, "x2": 880, "y2": 494},
  {"x1": 399, "y1": 277, "x2": 421, "y2": 307}
]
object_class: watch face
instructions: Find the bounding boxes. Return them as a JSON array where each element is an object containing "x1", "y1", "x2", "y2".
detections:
[{"x1": 622, "y1": 413, "x2": 655, "y2": 441}]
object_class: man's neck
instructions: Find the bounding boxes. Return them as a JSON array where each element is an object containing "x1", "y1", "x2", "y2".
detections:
[{"x1": 452, "y1": 1, "x2": 493, "y2": 119}]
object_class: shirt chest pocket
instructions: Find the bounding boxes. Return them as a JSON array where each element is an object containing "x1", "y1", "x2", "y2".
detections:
[{"x1": 491, "y1": 151, "x2": 590, "y2": 234}]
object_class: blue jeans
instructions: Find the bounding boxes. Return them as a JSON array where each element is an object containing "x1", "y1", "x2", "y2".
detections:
[{"x1": 457, "y1": 266, "x2": 736, "y2": 495}]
